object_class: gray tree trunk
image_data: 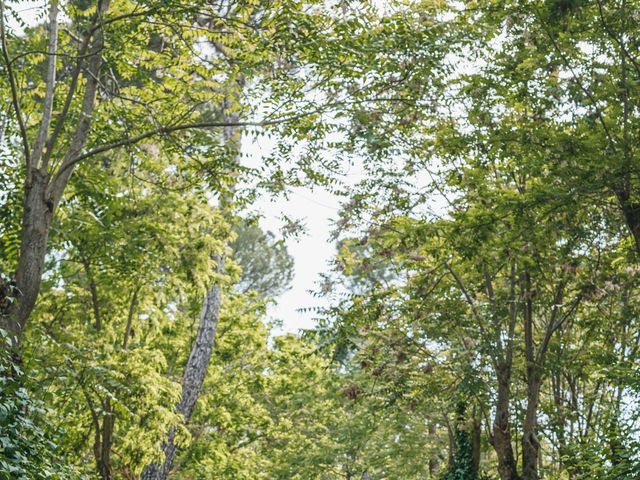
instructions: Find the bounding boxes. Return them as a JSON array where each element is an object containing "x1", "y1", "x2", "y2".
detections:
[{"x1": 141, "y1": 272, "x2": 223, "y2": 480}]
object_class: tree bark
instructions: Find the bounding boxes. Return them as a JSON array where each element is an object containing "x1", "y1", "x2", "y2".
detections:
[
  {"x1": 521, "y1": 270, "x2": 540, "y2": 480},
  {"x1": 141, "y1": 272, "x2": 223, "y2": 480},
  {"x1": 521, "y1": 372, "x2": 542, "y2": 480},
  {"x1": 471, "y1": 415, "x2": 481, "y2": 477},
  {"x1": 492, "y1": 364, "x2": 520, "y2": 480},
  {"x1": 9, "y1": 170, "x2": 54, "y2": 341},
  {"x1": 97, "y1": 399, "x2": 115, "y2": 480}
]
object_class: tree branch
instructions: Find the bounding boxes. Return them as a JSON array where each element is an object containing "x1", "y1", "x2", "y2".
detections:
[
  {"x1": 0, "y1": 0, "x2": 30, "y2": 164},
  {"x1": 122, "y1": 286, "x2": 140, "y2": 350},
  {"x1": 50, "y1": 112, "x2": 315, "y2": 186},
  {"x1": 31, "y1": 0, "x2": 59, "y2": 171},
  {"x1": 538, "y1": 294, "x2": 581, "y2": 361},
  {"x1": 41, "y1": 2, "x2": 109, "y2": 169},
  {"x1": 595, "y1": 0, "x2": 640, "y2": 79},
  {"x1": 542, "y1": 26, "x2": 617, "y2": 150},
  {"x1": 46, "y1": 0, "x2": 112, "y2": 207},
  {"x1": 444, "y1": 260, "x2": 488, "y2": 340}
]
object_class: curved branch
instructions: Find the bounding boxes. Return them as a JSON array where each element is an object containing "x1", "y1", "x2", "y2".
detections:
[{"x1": 49, "y1": 110, "x2": 316, "y2": 188}]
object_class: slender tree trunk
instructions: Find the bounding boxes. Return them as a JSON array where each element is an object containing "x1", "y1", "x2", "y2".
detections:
[
  {"x1": 428, "y1": 421, "x2": 440, "y2": 476},
  {"x1": 84, "y1": 386, "x2": 114, "y2": 480},
  {"x1": 142, "y1": 84, "x2": 242, "y2": 479},
  {"x1": 97, "y1": 399, "x2": 115, "y2": 480},
  {"x1": 615, "y1": 4, "x2": 640, "y2": 257},
  {"x1": 444, "y1": 413, "x2": 455, "y2": 468},
  {"x1": 471, "y1": 414, "x2": 481, "y2": 477},
  {"x1": 82, "y1": 257, "x2": 102, "y2": 330},
  {"x1": 141, "y1": 274, "x2": 223, "y2": 480},
  {"x1": 521, "y1": 269, "x2": 540, "y2": 480},
  {"x1": 122, "y1": 287, "x2": 140, "y2": 349}
]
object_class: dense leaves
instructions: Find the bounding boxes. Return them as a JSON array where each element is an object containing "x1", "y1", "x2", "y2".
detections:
[{"x1": 1, "y1": 0, "x2": 640, "y2": 479}]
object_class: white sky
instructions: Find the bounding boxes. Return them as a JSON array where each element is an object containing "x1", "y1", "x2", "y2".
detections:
[
  {"x1": 254, "y1": 184, "x2": 341, "y2": 333},
  {"x1": 241, "y1": 131, "x2": 360, "y2": 334}
]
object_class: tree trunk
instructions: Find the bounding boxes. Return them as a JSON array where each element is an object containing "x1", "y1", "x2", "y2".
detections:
[
  {"x1": 2, "y1": 171, "x2": 53, "y2": 345},
  {"x1": 428, "y1": 421, "x2": 440, "y2": 476},
  {"x1": 141, "y1": 270, "x2": 223, "y2": 480},
  {"x1": 471, "y1": 415, "x2": 481, "y2": 477},
  {"x1": 617, "y1": 191, "x2": 640, "y2": 255},
  {"x1": 521, "y1": 371, "x2": 542, "y2": 480},
  {"x1": 492, "y1": 365, "x2": 520, "y2": 480},
  {"x1": 0, "y1": 0, "x2": 111, "y2": 356},
  {"x1": 97, "y1": 399, "x2": 115, "y2": 480}
]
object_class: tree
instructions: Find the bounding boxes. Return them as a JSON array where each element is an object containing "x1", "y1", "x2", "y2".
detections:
[
  {"x1": 0, "y1": 0, "x2": 325, "y2": 356},
  {"x1": 231, "y1": 219, "x2": 294, "y2": 299}
]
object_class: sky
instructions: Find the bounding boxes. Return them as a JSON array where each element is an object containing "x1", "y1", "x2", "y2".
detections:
[
  {"x1": 253, "y1": 183, "x2": 341, "y2": 333},
  {"x1": 240, "y1": 131, "x2": 360, "y2": 334}
]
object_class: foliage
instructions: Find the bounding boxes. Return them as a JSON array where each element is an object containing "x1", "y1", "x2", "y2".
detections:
[
  {"x1": 230, "y1": 219, "x2": 294, "y2": 298},
  {"x1": 0, "y1": 331, "x2": 81, "y2": 480},
  {"x1": 1, "y1": 0, "x2": 640, "y2": 478}
]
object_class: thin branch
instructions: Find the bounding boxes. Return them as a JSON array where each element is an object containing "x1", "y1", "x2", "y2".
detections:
[
  {"x1": 595, "y1": 0, "x2": 640, "y2": 79},
  {"x1": 122, "y1": 286, "x2": 140, "y2": 350},
  {"x1": 50, "y1": 111, "x2": 318, "y2": 185},
  {"x1": 0, "y1": 0, "x2": 30, "y2": 164},
  {"x1": 542, "y1": 27, "x2": 617, "y2": 150},
  {"x1": 81, "y1": 256, "x2": 101, "y2": 331},
  {"x1": 443, "y1": 260, "x2": 487, "y2": 336},
  {"x1": 9, "y1": 47, "x2": 101, "y2": 65},
  {"x1": 537, "y1": 295, "x2": 582, "y2": 361}
]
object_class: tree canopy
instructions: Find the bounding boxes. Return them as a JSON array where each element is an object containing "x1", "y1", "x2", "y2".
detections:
[{"x1": 1, "y1": 0, "x2": 639, "y2": 479}]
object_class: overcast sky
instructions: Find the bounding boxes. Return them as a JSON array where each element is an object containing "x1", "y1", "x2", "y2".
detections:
[
  {"x1": 241, "y1": 130, "x2": 363, "y2": 334},
  {"x1": 253, "y1": 183, "x2": 341, "y2": 333}
]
